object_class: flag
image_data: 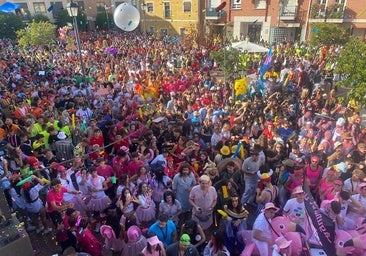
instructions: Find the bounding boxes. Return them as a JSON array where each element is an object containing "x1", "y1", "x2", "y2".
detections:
[
  {"x1": 47, "y1": 4, "x2": 54, "y2": 12},
  {"x1": 303, "y1": 186, "x2": 336, "y2": 255},
  {"x1": 259, "y1": 46, "x2": 272, "y2": 80}
]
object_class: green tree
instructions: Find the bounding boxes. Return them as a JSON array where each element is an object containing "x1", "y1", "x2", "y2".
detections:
[
  {"x1": 55, "y1": 8, "x2": 86, "y2": 31},
  {"x1": 56, "y1": 9, "x2": 73, "y2": 28},
  {"x1": 95, "y1": 12, "x2": 112, "y2": 31},
  {"x1": 32, "y1": 13, "x2": 50, "y2": 23},
  {"x1": 211, "y1": 47, "x2": 241, "y2": 78},
  {"x1": 17, "y1": 21, "x2": 56, "y2": 47},
  {"x1": 335, "y1": 38, "x2": 366, "y2": 107},
  {"x1": 310, "y1": 23, "x2": 349, "y2": 46},
  {"x1": 0, "y1": 12, "x2": 24, "y2": 39}
]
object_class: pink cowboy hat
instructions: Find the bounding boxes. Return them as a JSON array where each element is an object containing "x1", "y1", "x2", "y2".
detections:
[{"x1": 100, "y1": 225, "x2": 116, "y2": 240}]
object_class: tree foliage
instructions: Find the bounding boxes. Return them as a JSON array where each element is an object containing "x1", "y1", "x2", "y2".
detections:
[
  {"x1": 32, "y1": 13, "x2": 50, "y2": 23},
  {"x1": 55, "y1": 9, "x2": 87, "y2": 31},
  {"x1": 95, "y1": 12, "x2": 113, "y2": 31},
  {"x1": 0, "y1": 12, "x2": 24, "y2": 39},
  {"x1": 210, "y1": 47, "x2": 242, "y2": 78},
  {"x1": 56, "y1": 9, "x2": 73, "y2": 28},
  {"x1": 17, "y1": 21, "x2": 56, "y2": 47},
  {"x1": 335, "y1": 38, "x2": 366, "y2": 107},
  {"x1": 309, "y1": 23, "x2": 350, "y2": 46}
]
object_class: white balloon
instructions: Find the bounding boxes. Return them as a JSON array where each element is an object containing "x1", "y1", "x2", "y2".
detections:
[{"x1": 113, "y1": 3, "x2": 140, "y2": 32}]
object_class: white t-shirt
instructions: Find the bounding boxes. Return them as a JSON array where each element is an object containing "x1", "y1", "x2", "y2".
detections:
[{"x1": 283, "y1": 198, "x2": 306, "y2": 224}]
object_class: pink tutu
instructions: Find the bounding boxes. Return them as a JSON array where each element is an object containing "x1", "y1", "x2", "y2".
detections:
[
  {"x1": 152, "y1": 189, "x2": 164, "y2": 203},
  {"x1": 70, "y1": 196, "x2": 88, "y2": 216},
  {"x1": 87, "y1": 196, "x2": 111, "y2": 212},
  {"x1": 135, "y1": 202, "x2": 156, "y2": 223},
  {"x1": 122, "y1": 236, "x2": 147, "y2": 255}
]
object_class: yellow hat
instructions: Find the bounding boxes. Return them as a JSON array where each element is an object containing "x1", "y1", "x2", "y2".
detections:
[{"x1": 220, "y1": 146, "x2": 231, "y2": 156}]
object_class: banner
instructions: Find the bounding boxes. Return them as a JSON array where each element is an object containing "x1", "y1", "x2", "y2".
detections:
[
  {"x1": 303, "y1": 186, "x2": 336, "y2": 255},
  {"x1": 259, "y1": 46, "x2": 272, "y2": 80}
]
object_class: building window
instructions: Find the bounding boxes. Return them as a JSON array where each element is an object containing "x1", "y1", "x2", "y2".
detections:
[
  {"x1": 231, "y1": 0, "x2": 241, "y2": 9},
  {"x1": 183, "y1": 1, "x2": 191, "y2": 12},
  {"x1": 51, "y1": 2, "x2": 63, "y2": 18},
  {"x1": 254, "y1": 0, "x2": 266, "y2": 9},
  {"x1": 96, "y1": 2, "x2": 105, "y2": 13},
  {"x1": 146, "y1": 2, "x2": 154, "y2": 13},
  {"x1": 209, "y1": 0, "x2": 221, "y2": 8},
  {"x1": 16, "y1": 3, "x2": 31, "y2": 20},
  {"x1": 33, "y1": 2, "x2": 46, "y2": 13},
  {"x1": 180, "y1": 27, "x2": 186, "y2": 36},
  {"x1": 149, "y1": 26, "x2": 155, "y2": 34},
  {"x1": 164, "y1": 2, "x2": 171, "y2": 19}
]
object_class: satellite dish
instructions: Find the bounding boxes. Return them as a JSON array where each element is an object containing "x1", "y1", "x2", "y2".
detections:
[{"x1": 113, "y1": 3, "x2": 140, "y2": 32}]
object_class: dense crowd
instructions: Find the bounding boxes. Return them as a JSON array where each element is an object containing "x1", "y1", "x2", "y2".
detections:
[{"x1": 0, "y1": 31, "x2": 365, "y2": 256}]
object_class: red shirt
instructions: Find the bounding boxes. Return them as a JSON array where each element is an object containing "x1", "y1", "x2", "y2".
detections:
[
  {"x1": 89, "y1": 135, "x2": 104, "y2": 147},
  {"x1": 76, "y1": 229, "x2": 102, "y2": 256},
  {"x1": 46, "y1": 186, "x2": 67, "y2": 213},
  {"x1": 96, "y1": 164, "x2": 114, "y2": 188},
  {"x1": 127, "y1": 159, "x2": 144, "y2": 176}
]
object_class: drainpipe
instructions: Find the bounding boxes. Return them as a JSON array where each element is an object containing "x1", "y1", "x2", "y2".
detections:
[{"x1": 303, "y1": 0, "x2": 313, "y2": 41}]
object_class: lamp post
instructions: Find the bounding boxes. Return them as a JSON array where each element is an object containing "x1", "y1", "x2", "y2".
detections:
[
  {"x1": 66, "y1": 1, "x2": 87, "y2": 87},
  {"x1": 140, "y1": 1, "x2": 147, "y2": 37}
]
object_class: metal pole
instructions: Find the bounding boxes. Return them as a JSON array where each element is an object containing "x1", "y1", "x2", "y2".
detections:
[
  {"x1": 73, "y1": 15, "x2": 89, "y2": 103},
  {"x1": 105, "y1": 7, "x2": 110, "y2": 31},
  {"x1": 73, "y1": 16, "x2": 86, "y2": 83}
]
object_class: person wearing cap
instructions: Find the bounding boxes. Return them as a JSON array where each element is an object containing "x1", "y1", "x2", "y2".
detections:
[
  {"x1": 21, "y1": 175, "x2": 52, "y2": 234},
  {"x1": 166, "y1": 233, "x2": 200, "y2": 256},
  {"x1": 283, "y1": 186, "x2": 307, "y2": 228},
  {"x1": 351, "y1": 182, "x2": 366, "y2": 217},
  {"x1": 256, "y1": 168, "x2": 278, "y2": 211},
  {"x1": 121, "y1": 225, "x2": 147, "y2": 255},
  {"x1": 189, "y1": 174, "x2": 217, "y2": 231},
  {"x1": 327, "y1": 141, "x2": 345, "y2": 166},
  {"x1": 54, "y1": 131, "x2": 74, "y2": 162},
  {"x1": 253, "y1": 202, "x2": 280, "y2": 256},
  {"x1": 272, "y1": 236, "x2": 292, "y2": 256},
  {"x1": 142, "y1": 234, "x2": 167, "y2": 256}
]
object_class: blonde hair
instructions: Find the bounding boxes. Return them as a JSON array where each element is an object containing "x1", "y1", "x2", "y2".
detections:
[{"x1": 199, "y1": 174, "x2": 212, "y2": 186}]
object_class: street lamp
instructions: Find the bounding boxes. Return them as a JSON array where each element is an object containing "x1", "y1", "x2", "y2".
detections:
[
  {"x1": 66, "y1": 1, "x2": 87, "y2": 87},
  {"x1": 140, "y1": 1, "x2": 147, "y2": 37}
]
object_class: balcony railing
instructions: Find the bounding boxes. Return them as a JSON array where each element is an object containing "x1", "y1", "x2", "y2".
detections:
[
  {"x1": 310, "y1": 3, "x2": 345, "y2": 20},
  {"x1": 205, "y1": 7, "x2": 220, "y2": 20},
  {"x1": 279, "y1": 5, "x2": 298, "y2": 20}
]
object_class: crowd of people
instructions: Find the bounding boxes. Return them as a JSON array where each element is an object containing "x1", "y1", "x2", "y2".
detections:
[{"x1": 0, "y1": 30, "x2": 365, "y2": 256}]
